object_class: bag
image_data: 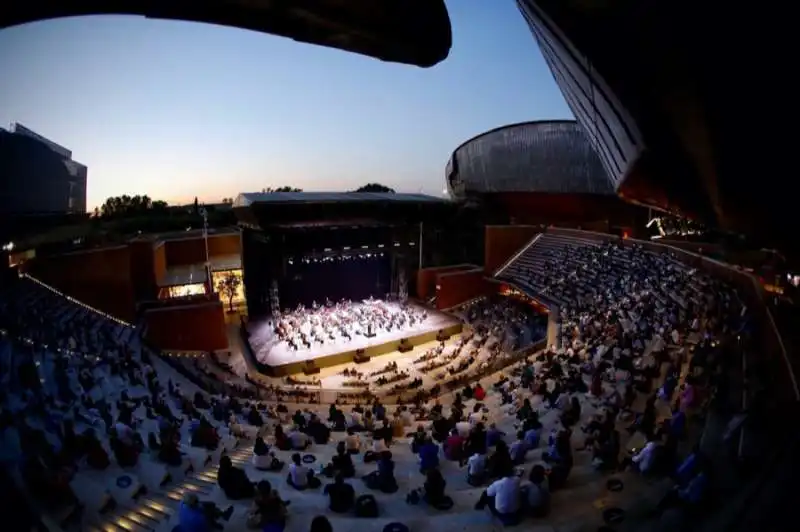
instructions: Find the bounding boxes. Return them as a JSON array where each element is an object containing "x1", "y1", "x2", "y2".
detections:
[
  {"x1": 355, "y1": 494, "x2": 379, "y2": 518},
  {"x1": 406, "y1": 489, "x2": 421, "y2": 505},
  {"x1": 433, "y1": 495, "x2": 454, "y2": 511}
]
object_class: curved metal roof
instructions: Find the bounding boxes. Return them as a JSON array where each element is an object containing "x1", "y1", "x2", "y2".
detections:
[
  {"x1": 2, "y1": 0, "x2": 452, "y2": 68},
  {"x1": 447, "y1": 120, "x2": 613, "y2": 199},
  {"x1": 234, "y1": 191, "x2": 446, "y2": 207}
]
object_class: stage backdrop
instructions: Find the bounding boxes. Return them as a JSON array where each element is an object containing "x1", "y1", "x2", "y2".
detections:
[{"x1": 282, "y1": 255, "x2": 391, "y2": 309}]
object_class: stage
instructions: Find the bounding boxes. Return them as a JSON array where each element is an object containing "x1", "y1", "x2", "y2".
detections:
[{"x1": 245, "y1": 301, "x2": 462, "y2": 376}]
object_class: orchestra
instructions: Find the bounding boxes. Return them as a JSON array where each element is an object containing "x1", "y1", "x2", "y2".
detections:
[{"x1": 272, "y1": 297, "x2": 427, "y2": 352}]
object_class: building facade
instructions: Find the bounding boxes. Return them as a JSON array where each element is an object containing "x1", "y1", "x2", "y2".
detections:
[
  {"x1": 446, "y1": 120, "x2": 612, "y2": 200},
  {"x1": 515, "y1": 0, "x2": 644, "y2": 190},
  {"x1": 0, "y1": 123, "x2": 87, "y2": 214}
]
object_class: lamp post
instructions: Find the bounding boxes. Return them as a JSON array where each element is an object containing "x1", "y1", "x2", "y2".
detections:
[{"x1": 200, "y1": 207, "x2": 211, "y2": 294}]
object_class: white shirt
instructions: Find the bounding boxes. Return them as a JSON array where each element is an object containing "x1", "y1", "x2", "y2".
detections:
[
  {"x1": 288, "y1": 430, "x2": 308, "y2": 449},
  {"x1": 467, "y1": 453, "x2": 486, "y2": 476},
  {"x1": 632, "y1": 441, "x2": 658, "y2": 472},
  {"x1": 289, "y1": 463, "x2": 309, "y2": 487},
  {"x1": 349, "y1": 411, "x2": 362, "y2": 427},
  {"x1": 372, "y1": 438, "x2": 388, "y2": 453},
  {"x1": 486, "y1": 476, "x2": 521, "y2": 514}
]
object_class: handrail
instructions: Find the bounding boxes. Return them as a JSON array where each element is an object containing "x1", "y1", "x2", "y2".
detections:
[{"x1": 494, "y1": 233, "x2": 542, "y2": 278}]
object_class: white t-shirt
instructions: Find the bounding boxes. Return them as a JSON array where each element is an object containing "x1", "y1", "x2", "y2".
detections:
[
  {"x1": 486, "y1": 476, "x2": 521, "y2": 514},
  {"x1": 467, "y1": 453, "x2": 486, "y2": 476},
  {"x1": 289, "y1": 463, "x2": 309, "y2": 487},
  {"x1": 288, "y1": 430, "x2": 309, "y2": 449}
]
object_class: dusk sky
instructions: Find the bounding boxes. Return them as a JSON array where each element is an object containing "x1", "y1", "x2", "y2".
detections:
[{"x1": 0, "y1": 0, "x2": 571, "y2": 210}]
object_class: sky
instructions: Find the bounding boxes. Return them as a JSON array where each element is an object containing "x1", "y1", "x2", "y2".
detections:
[{"x1": 0, "y1": 0, "x2": 571, "y2": 210}]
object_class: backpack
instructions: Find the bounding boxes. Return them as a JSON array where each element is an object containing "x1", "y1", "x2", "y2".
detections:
[{"x1": 355, "y1": 494, "x2": 379, "y2": 518}]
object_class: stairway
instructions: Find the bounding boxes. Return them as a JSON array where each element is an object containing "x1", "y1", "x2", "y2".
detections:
[{"x1": 86, "y1": 446, "x2": 252, "y2": 532}]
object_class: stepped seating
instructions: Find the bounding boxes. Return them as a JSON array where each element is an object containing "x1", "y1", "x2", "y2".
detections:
[{"x1": 3, "y1": 274, "x2": 718, "y2": 532}]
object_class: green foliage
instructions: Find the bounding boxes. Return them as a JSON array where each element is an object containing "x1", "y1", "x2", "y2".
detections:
[
  {"x1": 353, "y1": 183, "x2": 395, "y2": 193},
  {"x1": 217, "y1": 271, "x2": 242, "y2": 311}
]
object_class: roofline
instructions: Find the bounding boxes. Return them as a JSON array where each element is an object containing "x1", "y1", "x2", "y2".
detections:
[
  {"x1": 449, "y1": 119, "x2": 580, "y2": 159},
  {"x1": 235, "y1": 192, "x2": 449, "y2": 207}
]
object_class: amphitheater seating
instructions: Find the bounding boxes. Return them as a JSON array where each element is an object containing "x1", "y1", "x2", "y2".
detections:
[{"x1": 1, "y1": 265, "x2": 728, "y2": 532}]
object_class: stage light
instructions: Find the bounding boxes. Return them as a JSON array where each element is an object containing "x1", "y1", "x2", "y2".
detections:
[
  {"x1": 2, "y1": 242, "x2": 14, "y2": 251},
  {"x1": 378, "y1": 244, "x2": 384, "y2": 248}
]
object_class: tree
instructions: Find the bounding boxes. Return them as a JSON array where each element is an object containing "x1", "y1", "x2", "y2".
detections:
[
  {"x1": 100, "y1": 194, "x2": 157, "y2": 218},
  {"x1": 217, "y1": 271, "x2": 242, "y2": 312},
  {"x1": 354, "y1": 183, "x2": 395, "y2": 193},
  {"x1": 193, "y1": 197, "x2": 199, "y2": 216}
]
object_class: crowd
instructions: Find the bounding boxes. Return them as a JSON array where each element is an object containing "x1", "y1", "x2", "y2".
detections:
[{"x1": 0, "y1": 232, "x2": 751, "y2": 532}]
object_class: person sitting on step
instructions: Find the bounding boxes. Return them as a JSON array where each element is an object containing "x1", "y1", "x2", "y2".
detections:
[
  {"x1": 287, "y1": 453, "x2": 320, "y2": 490},
  {"x1": 324, "y1": 473, "x2": 355, "y2": 513},
  {"x1": 178, "y1": 492, "x2": 233, "y2": 532},
  {"x1": 218, "y1": 455, "x2": 255, "y2": 500}
]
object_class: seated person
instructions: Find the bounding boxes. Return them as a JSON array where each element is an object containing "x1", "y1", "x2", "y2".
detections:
[
  {"x1": 422, "y1": 468, "x2": 449, "y2": 508},
  {"x1": 324, "y1": 474, "x2": 356, "y2": 513},
  {"x1": 418, "y1": 437, "x2": 440, "y2": 473},
  {"x1": 307, "y1": 415, "x2": 331, "y2": 445},
  {"x1": 246, "y1": 480, "x2": 288, "y2": 530},
  {"x1": 363, "y1": 451, "x2": 398, "y2": 493},
  {"x1": 344, "y1": 429, "x2": 361, "y2": 454},
  {"x1": 217, "y1": 456, "x2": 255, "y2": 500},
  {"x1": 83, "y1": 429, "x2": 111, "y2": 470},
  {"x1": 287, "y1": 453, "x2": 320, "y2": 490},
  {"x1": 326, "y1": 442, "x2": 355, "y2": 478},
  {"x1": 619, "y1": 434, "x2": 660, "y2": 475},
  {"x1": 179, "y1": 492, "x2": 233, "y2": 532},
  {"x1": 474, "y1": 471, "x2": 522, "y2": 525},
  {"x1": 109, "y1": 434, "x2": 139, "y2": 468},
  {"x1": 488, "y1": 441, "x2": 514, "y2": 479},
  {"x1": 521, "y1": 465, "x2": 549, "y2": 517},
  {"x1": 253, "y1": 437, "x2": 284, "y2": 471},
  {"x1": 510, "y1": 431, "x2": 528, "y2": 465},
  {"x1": 467, "y1": 452, "x2": 488, "y2": 486},
  {"x1": 191, "y1": 419, "x2": 220, "y2": 450},
  {"x1": 410, "y1": 426, "x2": 427, "y2": 454},
  {"x1": 287, "y1": 426, "x2": 311, "y2": 450},
  {"x1": 273, "y1": 425, "x2": 291, "y2": 451},
  {"x1": 443, "y1": 428, "x2": 465, "y2": 462},
  {"x1": 157, "y1": 428, "x2": 183, "y2": 467}
]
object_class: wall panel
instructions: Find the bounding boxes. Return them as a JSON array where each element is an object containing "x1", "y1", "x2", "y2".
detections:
[
  {"x1": 29, "y1": 246, "x2": 136, "y2": 321},
  {"x1": 484, "y1": 225, "x2": 541, "y2": 274},
  {"x1": 144, "y1": 301, "x2": 228, "y2": 351}
]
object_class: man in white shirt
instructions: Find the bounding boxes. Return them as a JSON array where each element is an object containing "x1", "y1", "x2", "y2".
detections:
[
  {"x1": 288, "y1": 427, "x2": 310, "y2": 450},
  {"x1": 288, "y1": 453, "x2": 313, "y2": 490},
  {"x1": 344, "y1": 429, "x2": 361, "y2": 453},
  {"x1": 466, "y1": 452, "x2": 487, "y2": 486},
  {"x1": 475, "y1": 473, "x2": 521, "y2": 520}
]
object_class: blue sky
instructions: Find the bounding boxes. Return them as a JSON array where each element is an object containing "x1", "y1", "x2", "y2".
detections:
[{"x1": 0, "y1": 0, "x2": 571, "y2": 209}]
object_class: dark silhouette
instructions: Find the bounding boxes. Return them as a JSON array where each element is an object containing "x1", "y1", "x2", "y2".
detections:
[{"x1": 354, "y1": 183, "x2": 395, "y2": 193}]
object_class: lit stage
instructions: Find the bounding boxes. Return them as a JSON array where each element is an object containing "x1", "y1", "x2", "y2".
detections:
[{"x1": 245, "y1": 300, "x2": 462, "y2": 376}]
